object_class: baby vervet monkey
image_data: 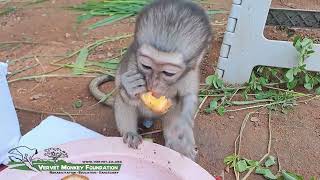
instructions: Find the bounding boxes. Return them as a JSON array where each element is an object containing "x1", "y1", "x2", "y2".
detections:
[{"x1": 89, "y1": 0, "x2": 212, "y2": 161}]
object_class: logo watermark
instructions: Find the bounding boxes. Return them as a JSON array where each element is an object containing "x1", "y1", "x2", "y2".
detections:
[{"x1": 7, "y1": 146, "x2": 122, "y2": 174}]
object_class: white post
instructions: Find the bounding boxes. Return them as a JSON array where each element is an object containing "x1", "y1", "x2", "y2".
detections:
[{"x1": 216, "y1": 0, "x2": 320, "y2": 85}]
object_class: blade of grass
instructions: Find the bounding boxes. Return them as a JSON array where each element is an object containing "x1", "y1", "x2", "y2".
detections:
[
  {"x1": 0, "y1": 6, "x2": 16, "y2": 16},
  {"x1": 72, "y1": 48, "x2": 89, "y2": 75},
  {"x1": 207, "y1": 9, "x2": 226, "y2": 15},
  {"x1": 89, "y1": 13, "x2": 134, "y2": 30},
  {"x1": 98, "y1": 88, "x2": 116, "y2": 104}
]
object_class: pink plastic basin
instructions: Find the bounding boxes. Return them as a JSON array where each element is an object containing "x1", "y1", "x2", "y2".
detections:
[{"x1": 0, "y1": 137, "x2": 215, "y2": 180}]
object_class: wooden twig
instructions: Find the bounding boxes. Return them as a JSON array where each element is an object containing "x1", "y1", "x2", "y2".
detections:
[
  {"x1": 60, "y1": 108, "x2": 76, "y2": 122},
  {"x1": 8, "y1": 74, "x2": 97, "y2": 83},
  {"x1": 15, "y1": 106, "x2": 93, "y2": 116},
  {"x1": 242, "y1": 110, "x2": 272, "y2": 180},
  {"x1": 8, "y1": 63, "x2": 39, "y2": 78},
  {"x1": 194, "y1": 96, "x2": 208, "y2": 119},
  {"x1": 276, "y1": 151, "x2": 282, "y2": 172},
  {"x1": 226, "y1": 94, "x2": 310, "y2": 113},
  {"x1": 234, "y1": 135, "x2": 240, "y2": 180},
  {"x1": 0, "y1": 41, "x2": 39, "y2": 44},
  {"x1": 140, "y1": 129, "x2": 162, "y2": 136}
]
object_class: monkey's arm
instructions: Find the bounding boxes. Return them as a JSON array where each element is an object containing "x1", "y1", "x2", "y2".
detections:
[
  {"x1": 177, "y1": 70, "x2": 200, "y2": 127},
  {"x1": 114, "y1": 94, "x2": 142, "y2": 149},
  {"x1": 180, "y1": 93, "x2": 198, "y2": 127},
  {"x1": 162, "y1": 71, "x2": 200, "y2": 161}
]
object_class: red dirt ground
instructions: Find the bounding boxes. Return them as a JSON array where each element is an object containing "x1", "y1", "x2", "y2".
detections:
[{"x1": 1, "y1": 0, "x2": 319, "y2": 179}]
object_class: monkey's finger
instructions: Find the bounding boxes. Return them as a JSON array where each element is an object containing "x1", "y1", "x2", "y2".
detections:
[
  {"x1": 132, "y1": 79, "x2": 146, "y2": 87},
  {"x1": 123, "y1": 134, "x2": 129, "y2": 144},
  {"x1": 123, "y1": 70, "x2": 138, "y2": 77},
  {"x1": 126, "y1": 73, "x2": 144, "y2": 83},
  {"x1": 132, "y1": 86, "x2": 147, "y2": 96},
  {"x1": 130, "y1": 135, "x2": 143, "y2": 149}
]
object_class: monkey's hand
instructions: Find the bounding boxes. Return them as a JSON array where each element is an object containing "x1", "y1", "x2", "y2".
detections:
[
  {"x1": 165, "y1": 120, "x2": 198, "y2": 161},
  {"x1": 120, "y1": 70, "x2": 146, "y2": 100},
  {"x1": 123, "y1": 132, "x2": 143, "y2": 149}
]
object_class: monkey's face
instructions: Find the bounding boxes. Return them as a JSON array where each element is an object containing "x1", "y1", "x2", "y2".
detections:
[{"x1": 137, "y1": 44, "x2": 186, "y2": 97}]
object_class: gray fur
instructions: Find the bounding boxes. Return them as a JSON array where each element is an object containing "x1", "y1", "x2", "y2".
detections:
[
  {"x1": 89, "y1": 0, "x2": 212, "y2": 161},
  {"x1": 135, "y1": 0, "x2": 212, "y2": 64}
]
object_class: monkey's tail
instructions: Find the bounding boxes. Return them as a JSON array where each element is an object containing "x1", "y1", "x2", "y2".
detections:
[{"x1": 89, "y1": 75, "x2": 115, "y2": 107}]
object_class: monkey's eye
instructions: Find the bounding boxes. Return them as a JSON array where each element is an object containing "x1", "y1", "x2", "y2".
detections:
[
  {"x1": 162, "y1": 71, "x2": 176, "y2": 77},
  {"x1": 142, "y1": 64, "x2": 152, "y2": 70}
]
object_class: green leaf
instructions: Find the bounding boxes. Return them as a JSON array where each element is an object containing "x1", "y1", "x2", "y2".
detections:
[
  {"x1": 216, "y1": 78, "x2": 224, "y2": 89},
  {"x1": 285, "y1": 69, "x2": 294, "y2": 82},
  {"x1": 315, "y1": 87, "x2": 320, "y2": 95},
  {"x1": 259, "y1": 77, "x2": 268, "y2": 86},
  {"x1": 301, "y1": 38, "x2": 313, "y2": 47},
  {"x1": 209, "y1": 100, "x2": 218, "y2": 109},
  {"x1": 264, "y1": 155, "x2": 276, "y2": 167},
  {"x1": 223, "y1": 154, "x2": 238, "y2": 167},
  {"x1": 304, "y1": 82, "x2": 313, "y2": 90},
  {"x1": 205, "y1": 74, "x2": 224, "y2": 89},
  {"x1": 73, "y1": 99, "x2": 83, "y2": 108},
  {"x1": 77, "y1": 13, "x2": 93, "y2": 23},
  {"x1": 281, "y1": 170, "x2": 303, "y2": 180},
  {"x1": 293, "y1": 36, "x2": 301, "y2": 47},
  {"x1": 287, "y1": 79, "x2": 298, "y2": 90},
  {"x1": 235, "y1": 160, "x2": 248, "y2": 173},
  {"x1": 255, "y1": 166, "x2": 277, "y2": 180},
  {"x1": 72, "y1": 48, "x2": 89, "y2": 75},
  {"x1": 217, "y1": 106, "x2": 226, "y2": 116},
  {"x1": 245, "y1": 159, "x2": 259, "y2": 168},
  {"x1": 205, "y1": 75, "x2": 215, "y2": 86}
]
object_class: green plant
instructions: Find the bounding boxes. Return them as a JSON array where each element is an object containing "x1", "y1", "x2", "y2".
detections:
[
  {"x1": 70, "y1": 0, "x2": 225, "y2": 30},
  {"x1": 70, "y1": 0, "x2": 151, "y2": 30},
  {"x1": 224, "y1": 154, "x2": 314, "y2": 180},
  {"x1": 73, "y1": 99, "x2": 83, "y2": 108},
  {"x1": 285, "y1": 36, "x2": 316, "y2": 90}
]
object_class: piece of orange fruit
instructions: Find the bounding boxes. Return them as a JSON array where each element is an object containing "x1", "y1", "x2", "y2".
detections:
[{"x1": 140, "y1": 92, "x2": 172, "y2": 114}]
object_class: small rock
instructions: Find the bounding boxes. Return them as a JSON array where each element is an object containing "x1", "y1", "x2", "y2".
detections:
[
  {"x1": 250, "y1": 117, "x2": 259, "y2": 122},
  {"x1": 97, "y1": 54, "x2": 106, "y2": 59},
  {"x1": 17, "y1": 88, "x2": 27, "y2": 94},
  {"x1": 224, "y1": 166, "x2": 230, "y2": 173},
  {"x1": 30, "y1": 93, "x2": 46, "y2": 100},
  {"x1": 65, "y1": 33, "x2": 71, "y2": 38},
  {"x1": 228, "y1": 115, "x2": 235, "y2": 119},
  {"x1": 107, "y1": 52, "x2": 113, "y2": 57}
]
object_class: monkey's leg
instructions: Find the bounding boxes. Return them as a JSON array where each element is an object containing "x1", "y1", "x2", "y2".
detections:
[
  {"x1": 114, "y1": 94, "x2": 142, "y2": 149},
  {"x1": 162, "y1": 107, "x2": 198, "y2": 161}
]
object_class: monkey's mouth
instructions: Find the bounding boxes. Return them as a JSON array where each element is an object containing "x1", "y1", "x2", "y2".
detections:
[{"x1": 140, "y1": 92, "x2": 172, "y2": 114}]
